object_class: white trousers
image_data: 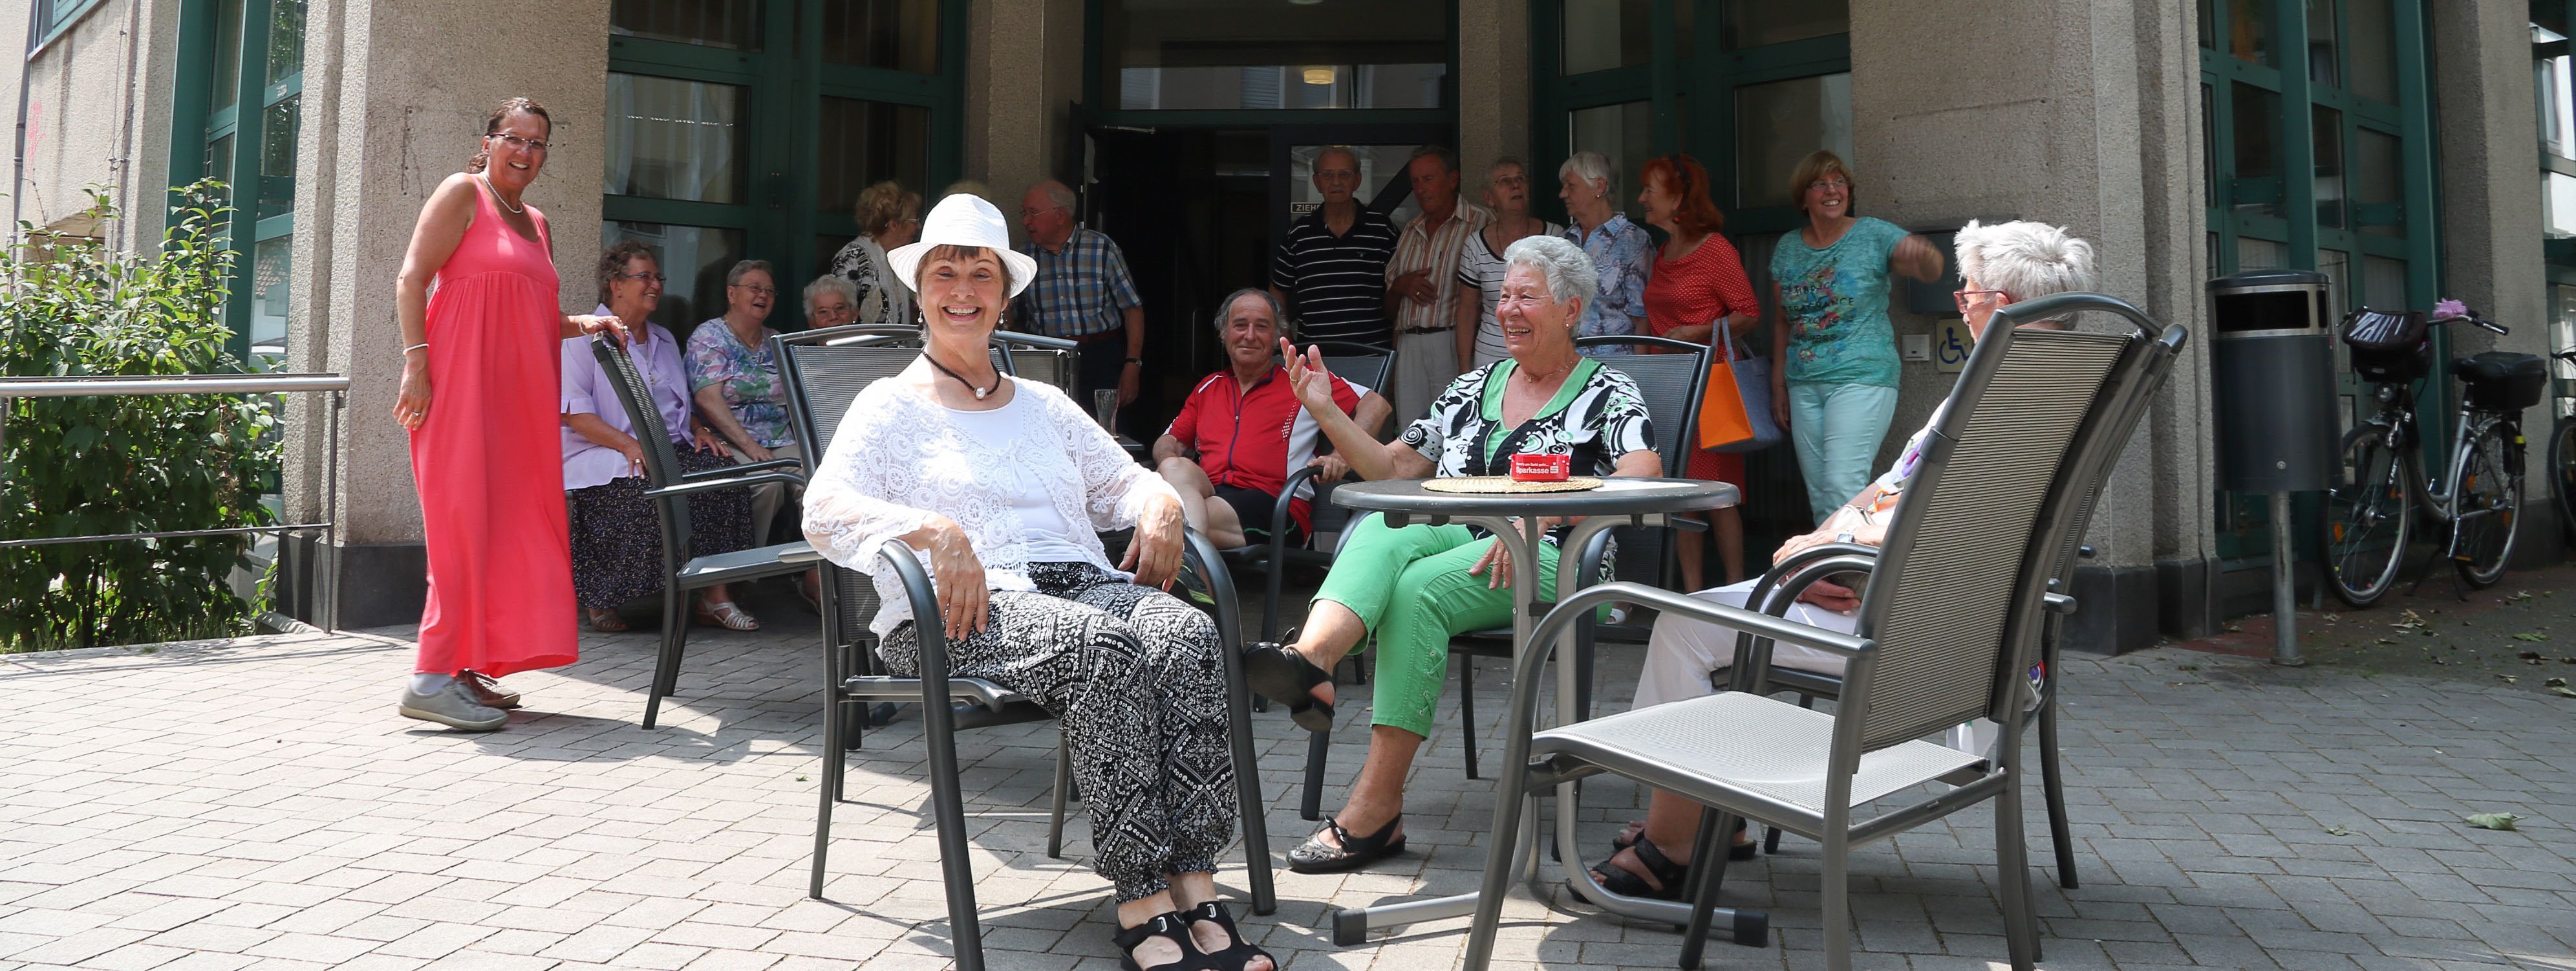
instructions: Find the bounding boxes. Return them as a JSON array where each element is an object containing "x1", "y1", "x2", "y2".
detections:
[{"x1": 1634, "y1": 577, "x2": 1999, "y2": 757}]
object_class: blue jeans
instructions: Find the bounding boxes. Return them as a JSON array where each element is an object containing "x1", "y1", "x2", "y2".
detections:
[{"x1": 1786, "y1": 382, "x2": 1898, "y2": 523}]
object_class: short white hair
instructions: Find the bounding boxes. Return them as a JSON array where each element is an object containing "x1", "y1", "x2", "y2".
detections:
[
  {"x1": 1502, "y1": 235, "x2": 1597, "y2": 307},
  {"x1": 1557, "y1": 150, "x2": 1616, "y2": 200},
  {"x1": 804, "y1": 273, "x2": 857, "y2": 312},
  {"x1": 1954, "y1": 220, "x2": 2096, "y2": 323}
]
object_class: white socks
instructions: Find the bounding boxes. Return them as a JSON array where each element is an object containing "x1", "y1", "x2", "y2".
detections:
[{"x1": 410, "y1": 673, "x2": 455, "y2": 695}]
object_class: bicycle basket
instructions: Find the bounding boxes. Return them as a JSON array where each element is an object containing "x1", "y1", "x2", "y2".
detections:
[{"x1": 2340, "y1": 307, "x2": 2427, "y2": 350}]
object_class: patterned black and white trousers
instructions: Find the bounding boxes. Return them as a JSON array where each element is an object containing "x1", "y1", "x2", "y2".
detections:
[{"x1": 879, "y1": 562, "x2": 1236, "y2": 902}]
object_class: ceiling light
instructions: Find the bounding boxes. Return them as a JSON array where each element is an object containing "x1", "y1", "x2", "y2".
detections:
[{"x1": 1302, "y1": 66, "x2": 1335, "y2": 85}]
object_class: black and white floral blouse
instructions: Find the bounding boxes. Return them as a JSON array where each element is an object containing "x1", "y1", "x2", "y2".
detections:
[{"x1": 1399, "y1": 357, "x2": 1657, "y2": 550}]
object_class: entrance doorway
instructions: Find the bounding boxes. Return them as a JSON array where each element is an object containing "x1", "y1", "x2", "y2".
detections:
[{"x1": 1081, "y1": 124, "x2": 1450, "y2": 439}]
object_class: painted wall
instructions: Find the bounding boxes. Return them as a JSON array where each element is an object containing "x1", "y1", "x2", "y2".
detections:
[{"x1": 8, "y1": 0, "x2": 178, "y2": 249}]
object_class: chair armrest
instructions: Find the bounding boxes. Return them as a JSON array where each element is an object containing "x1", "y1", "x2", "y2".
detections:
[
  {"x1": 778, "y1": 541, "x2": 823, "y2": 565},
  {"x1": 1744, "y1": 542, "x2": 1880, "y2": 613},
  {"x1": 2043, "y1": 592, "x2": 2079, "y2": 616},
  {"x1": 645, "y1": 470, "x2": 806, "y2": 498},
  {"x1": 1270, "y1": 464, "x2": 1327, "y2": 552},
  {"x1": 685, "y1": 456, "x2": 803, "y2": 478}
]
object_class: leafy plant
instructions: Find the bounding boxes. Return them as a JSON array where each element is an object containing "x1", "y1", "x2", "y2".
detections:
[{"x1": 0, "y1": 182, "x2": 279, "y2": 651}]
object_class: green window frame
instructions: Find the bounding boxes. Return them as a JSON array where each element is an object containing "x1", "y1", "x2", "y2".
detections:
[
  {"x1": 603, "y1": 0, "x2": 967, "y2": 333},
  {"x1": 166, "y1": 0, "x2": 308, "y2": 362},
  {"x1": 2199, "y1": 0, "x2": 2442, "y2": 560},
  {"x1": 30, "y1": 0, "x2": 108, "y2": 50}
]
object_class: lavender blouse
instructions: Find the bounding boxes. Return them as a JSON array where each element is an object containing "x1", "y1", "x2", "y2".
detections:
[{"x1": 561, "y1": 305, "x2": 693, "y2": 492}]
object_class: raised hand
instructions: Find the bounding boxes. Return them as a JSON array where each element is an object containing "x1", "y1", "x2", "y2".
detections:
[{"x1": 1280, "y1": 338, "x2": 1340, "y2": 413}]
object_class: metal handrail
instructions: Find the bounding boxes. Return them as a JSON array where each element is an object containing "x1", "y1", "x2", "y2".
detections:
[{"x1": 0, "y1": 371, "x2": 347, "y2": 631}]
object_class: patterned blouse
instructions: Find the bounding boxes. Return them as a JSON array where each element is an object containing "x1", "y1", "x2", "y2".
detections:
[
  {"x1": 827, "y1": 235, "x2": 914, "y2": 327},
  {"x1": 1400, "y1": 356, "x2": 1657, "y2": 544},
  {"x1": 1561, "y1": 213, "x2": 1656, "y2": 355},
  {"x1": 684, "y1": 318, "x2": 793, "y2": 449}
]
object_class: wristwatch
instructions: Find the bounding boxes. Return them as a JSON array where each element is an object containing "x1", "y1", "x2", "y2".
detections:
[{"x1": 1834, "y1": 531, "x2": 1857, "y2": 545}]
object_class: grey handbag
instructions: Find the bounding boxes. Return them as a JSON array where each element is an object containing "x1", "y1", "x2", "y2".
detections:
[{"x1": 1708, "y1": 320, "x2": 1785, "y2": 453}]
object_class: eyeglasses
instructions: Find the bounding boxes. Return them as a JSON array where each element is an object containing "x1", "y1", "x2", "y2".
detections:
[
  {"x1": 616, "y1": 271, "x2": 665, "y2": 283},
  {"x1": 1953, "y1": 289, "x2": 2008, "y2": 314},
  {"x1": 1806, "y1": 177, "x2": 1849, "y2": 192},
  {"x1": 732, "y1": 284, "x2": 777, "y2": 296},
  {"x1": 489, "y1": 133, "x2": 550, "y2": 153}
]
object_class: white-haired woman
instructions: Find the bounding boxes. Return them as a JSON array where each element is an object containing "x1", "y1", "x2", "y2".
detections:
[
  {"x1": 1244, "y1": 234, "x2": 1660, "y2": 874},
  {"x1": 805, "y1": 274, "x2": 859, "y2": 331},
  {"x1": 800, "y1": 195, "x2": 1270, "y2": 971},
  {"x1": 1556, "y1": 150, "x2": 1655, "y2": 355},
  {"x1": 1586, "y1": 219, "x2": 2096, "y2": 902},
  {"x1": 1454, "y1": 157, "x2": 1565, "y2": 369}
]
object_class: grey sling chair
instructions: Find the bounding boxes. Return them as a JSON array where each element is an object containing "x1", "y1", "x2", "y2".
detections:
[
  {"x1": 1457, "y1": 295, "x2": 2166, "y2": 971},
  {"x1": 769, "y1": 327, "x2": 1276, "y2": 971},
  {"x1": 585, "y1": 334, "x2": 817, "y2": 730},
  {"x1": 1282, "y1": 334, "x2": 1709, "y2": 821},
  {"x1": 1747, "y1": 300, "x2": 2191, "y2": 891}
]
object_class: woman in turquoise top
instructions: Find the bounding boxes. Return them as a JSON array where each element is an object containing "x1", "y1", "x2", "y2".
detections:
[{"x1": 1766, "y1": 150, "x2": 1944, "y2": 523}]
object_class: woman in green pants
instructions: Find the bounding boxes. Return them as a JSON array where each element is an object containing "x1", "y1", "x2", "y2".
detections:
[{"x1": 1245, "y1": 234, "x2": 1663, "y2": 873}]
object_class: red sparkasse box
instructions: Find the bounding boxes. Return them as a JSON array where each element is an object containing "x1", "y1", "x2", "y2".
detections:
[{"x1": 1509, "y1": 453, "x2": 1570, "y2": 482}]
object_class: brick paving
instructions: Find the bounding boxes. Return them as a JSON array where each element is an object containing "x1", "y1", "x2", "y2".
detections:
[{"x1": 3, "y1": 579, "x2": 2573, "y2": 970}]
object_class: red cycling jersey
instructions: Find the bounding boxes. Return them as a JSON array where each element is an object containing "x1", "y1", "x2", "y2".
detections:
[{"x1": 1165, "y1": 366, "x2": 1365, "y2": 533}]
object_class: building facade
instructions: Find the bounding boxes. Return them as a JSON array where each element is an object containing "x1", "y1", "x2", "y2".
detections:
[{"x1": 9, "y1": 0, "x2": 2570, "y2": 644}]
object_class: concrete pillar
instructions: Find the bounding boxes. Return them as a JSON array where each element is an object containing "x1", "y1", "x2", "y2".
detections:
[
  {"x1": 961, "y1": 0, "x2": 1084, "y2": 243},
  {"x1": 6, "y1": 0, "x2": 181, "y2": 249},
  {"x1": 1457, "y1": 0, "x2": 1531, "y2": 196},
  {"x1": 2432, "y1": 0, "x2": 2566, "y2": 561},
  {"x1": 1849, "y1": 0, "x2": 2213, "y2": 650},
  {"x1": 277, "y1": 0, "x2": 610, "y2": 627}
]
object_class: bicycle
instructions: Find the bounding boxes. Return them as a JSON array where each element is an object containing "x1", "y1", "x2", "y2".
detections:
[
  {"x1": 2553, "y1": 349, "x2": 2576, "y2": 543},
  {"x1": 2319, "y1": 301, "x2": 2552, "y2": 607}
]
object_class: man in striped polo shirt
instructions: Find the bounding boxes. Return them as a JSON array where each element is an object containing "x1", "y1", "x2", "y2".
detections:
[{"x1": 1271, "y1": 146, "x2": 1401, "y2": 351}]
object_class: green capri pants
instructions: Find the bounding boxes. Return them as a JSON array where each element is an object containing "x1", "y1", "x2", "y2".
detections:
[{"x1": 1310, "y1": 513, "x2": 1566, "y2": 739}]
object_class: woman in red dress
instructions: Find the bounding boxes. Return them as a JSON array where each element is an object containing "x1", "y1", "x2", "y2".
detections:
[
  {"x1": 1638, "y1": 154, "x2": 1762, "y2": 590},
  {"x1": 389, "y1": 98, "x2": 628, "y2": 731}
]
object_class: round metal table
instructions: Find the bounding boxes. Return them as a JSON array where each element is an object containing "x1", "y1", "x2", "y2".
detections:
[{"x1": 1321, "y1": 477, "x2": 1741, "y2": 945}]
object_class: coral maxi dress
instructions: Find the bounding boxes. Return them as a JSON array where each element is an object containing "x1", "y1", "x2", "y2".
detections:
[{"x1": 409, "y1": 180, "x2": 578, "y2": 677}]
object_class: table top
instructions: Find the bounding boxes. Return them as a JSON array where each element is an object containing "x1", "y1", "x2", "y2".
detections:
[{"x1": 1329, "y1": 477, "x2": 1739, "y2": 517}]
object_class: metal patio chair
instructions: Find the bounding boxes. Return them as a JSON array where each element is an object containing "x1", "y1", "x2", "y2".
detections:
[
  {"x1": 586, "y1": 334, "x2": 815, "y2": 730},
  {"x1": 1748, "y1": 300, "x2": 2189, "y2": 891},
  {"x1": 772, "y1": 331, "x2": 1276, "y2": 971},
  {"x1": 1459, "y1": 296, "x2": 2168, "y2": 971}
]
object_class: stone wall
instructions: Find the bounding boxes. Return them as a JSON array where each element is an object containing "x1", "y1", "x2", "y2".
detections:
[{"x1": 6, "y1": 0, "x2": 179, "y2": 248}]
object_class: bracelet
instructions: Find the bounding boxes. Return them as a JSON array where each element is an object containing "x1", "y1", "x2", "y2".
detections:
[
  {"x1": 1124, "y1": 357, "x2": 1143, "y2": 366},
  {"x1": 402, "y1": 342, "x2": 430, "y2": 356}
]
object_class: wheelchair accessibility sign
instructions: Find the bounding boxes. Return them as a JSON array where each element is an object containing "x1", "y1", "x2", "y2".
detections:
[{"x1": 1934, "y1": 319, "x2": 1971, "y2": 374}]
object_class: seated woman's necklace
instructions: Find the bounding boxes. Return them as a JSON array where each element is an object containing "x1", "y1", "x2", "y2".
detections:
[
  {"x1": 1518, "y1": 356, "x2": 1574, "y2": 386},
  {"x1": 927, "y1": 352, "x2": 1000, "y2": 399}
]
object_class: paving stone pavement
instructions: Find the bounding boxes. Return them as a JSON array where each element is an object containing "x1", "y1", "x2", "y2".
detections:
[{"x1": 3, "y1": 583, "x2": 2573, "y2": 971}]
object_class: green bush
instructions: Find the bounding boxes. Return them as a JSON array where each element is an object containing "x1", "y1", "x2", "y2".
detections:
[{"x1": 0, "y1": 183, "x2": 281, "y2": 651}]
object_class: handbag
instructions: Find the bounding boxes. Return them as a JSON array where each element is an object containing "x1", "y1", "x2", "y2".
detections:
[{"x1": 1697, "y1": 320, "x2": 1785, "y2": 453}]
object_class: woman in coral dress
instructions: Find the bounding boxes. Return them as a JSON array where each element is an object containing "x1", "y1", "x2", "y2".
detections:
[
  {"x1": 389, "y1": 97, "x2": 628, "y2": 731},
  {"x1": 1639, "y1": 154, "x2": 1763, "y2": 590}
]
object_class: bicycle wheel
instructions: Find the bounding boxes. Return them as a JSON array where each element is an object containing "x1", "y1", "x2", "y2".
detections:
[
  {"x1": 2320, "y1": 426, "x2": 2411, "y2": 607},
  {"x1": 2451, "y1": 424, "x2": 2523, "y2": 588},
  {"x1": 2553, "y1": 417, "x2": 2576, "y2": 543}
]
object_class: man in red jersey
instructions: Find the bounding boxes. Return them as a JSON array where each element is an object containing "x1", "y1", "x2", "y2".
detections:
[{"x1": 1155, "y1": 289, "x2": 1391, "y2": 549}]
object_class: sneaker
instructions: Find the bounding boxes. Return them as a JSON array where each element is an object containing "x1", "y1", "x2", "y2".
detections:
[
  {"x1": 399, "y1": 681, "x2": 509, "y2": 732},
  {"x1": 459, "y1": 670, "x2": 521, "y2": 710}
]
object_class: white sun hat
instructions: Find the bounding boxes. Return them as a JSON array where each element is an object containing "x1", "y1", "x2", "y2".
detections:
[{"x1": 886, "y1": 193, "x2": 1039, "y2": 298}]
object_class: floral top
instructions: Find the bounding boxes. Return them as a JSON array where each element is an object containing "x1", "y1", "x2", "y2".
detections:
[
  {"x1": 1770, "y1": 215, "x2": 1910, "y2": 387},
  {"x1": 1401, "y1": 356, "x2": 1656, "y2": 545},
  {"x1": 1561, "y1": 213, "x2": 1655, "y2": 356},
  {"x1": 802, "y1": 376, "x2": 1178, "y2": 637},
  {"x1": 828, "y1": 235, "x2": 913, "y2": 327},
  {"x1": 684, "y1": 318, "x2": 793, "y2": 449}
]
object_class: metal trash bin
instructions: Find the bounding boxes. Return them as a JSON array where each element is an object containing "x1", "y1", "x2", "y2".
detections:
[{"x1": 2207, "y1": 270, "x2": 2337, "y2": 492}]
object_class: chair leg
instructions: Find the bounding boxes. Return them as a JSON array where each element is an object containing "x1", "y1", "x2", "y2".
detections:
[
  {"x1": 1996, "y1": 766, "x2": 2038, "y2": 970},
  {"x1": 1300, "y1": 726, "x2": 1330, "y2": 822},
  {"x1": 2039, "y1": 701, "x2": 2078, "y2": 889},
  {"x1": 1677, "y1": 807, "x2": 1731, "y2": 968},
  {"x1": 810, "y1": 664, "x2": 843, "y2": 899},
  {"x1": 1821, "y1": 826, "x2": 1853, "y2": 971},
  {"x1": 1458, "y1": 655, "x2": 1479, "y2": 780},
  {"x1": 922, "y1": 707, "x2": 986, "y2": 971},
  {"x1": 643, "y1": 584, "x2": 687, "y2": 728},
  {"x1": 1459, "y1": 774, "x2": 1540, "y2": 970},
  {"x1": 1046, "y1": 732, "x2": 1071, "y2": 859}
]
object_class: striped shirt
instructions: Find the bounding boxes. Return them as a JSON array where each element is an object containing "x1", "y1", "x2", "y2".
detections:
[
  {"x1": 1014, "y1": 228, "x2": 1144, "y2": 339},
  {"x1": 1386, "y1": 201, "x2": 1493, "y2": 336},
  {"x1": 1455, "y1": 219, "x2": 1565, "y2": 367},
  {"x1": 1271, "y1": 207, "x2": 1401, "y2": 345}
]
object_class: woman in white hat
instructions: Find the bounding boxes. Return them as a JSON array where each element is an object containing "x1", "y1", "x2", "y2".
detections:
[{"x1": 800, "y1": 195, "x2": 1271, "y2": 971}]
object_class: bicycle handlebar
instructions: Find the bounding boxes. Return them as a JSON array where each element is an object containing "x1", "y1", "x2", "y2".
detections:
[{"x1": 2431, "y1": 311, "x2": 2510, "y2": 337}]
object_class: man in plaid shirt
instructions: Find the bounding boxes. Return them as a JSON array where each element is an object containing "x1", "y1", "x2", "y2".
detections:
[{"x1": 1014, "y1": 180, "x2": 1147, "y2": 409}]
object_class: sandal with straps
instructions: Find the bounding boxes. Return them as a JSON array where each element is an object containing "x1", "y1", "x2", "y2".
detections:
[
  {"x1": 1113, "y1": 911, "x2": 1210, "y2": 971},
  {"x1": 1286, "y1": 814, "x2": 1407, "y2": 874},
  {"x1": 1609, "y1": 816, "x2": 1757, "y2": 861},
  {"x1": 1183, "y1": 901, "x2": 1275, "y2": 971},
  {"x1": 694, "y1": 600, "x2": 759, "y2": 631},
  {"x1": 1241, "y1": 642, "x2": 1333, "y2": 732},
  {"x1": 1590, "y1": 835, "x2": 1691, "y2": 901}
]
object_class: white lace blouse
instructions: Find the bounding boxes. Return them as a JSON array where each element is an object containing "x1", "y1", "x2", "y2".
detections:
[{"x1": 802, "y1": 371, "x2": 1177, "y2": 637}]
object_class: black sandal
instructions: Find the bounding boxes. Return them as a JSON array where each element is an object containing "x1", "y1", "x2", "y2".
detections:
[
  {"x1": 1183, "y1": 901, "x2": 1274, "y2": 971},
  {"x1": 1242, "y1": 642, "x2": 1334, "y2": 733},
  {"x1": 1591, "y1": 835, "x2": 1691, "y2": 901},
  {"x1": 1286, "y1": 814, "x2": 1407, "y2": 873},
  {"x1": 1113, "y1": 911, "x2": 1209, "y2": 971},
  {"x1": 1609, "y1": 816, "x2": 1757, "y2": 860}
]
